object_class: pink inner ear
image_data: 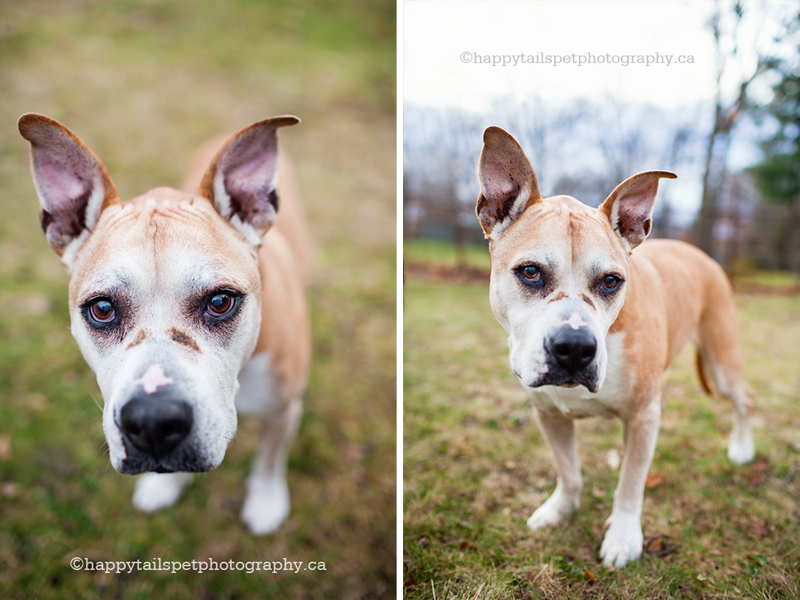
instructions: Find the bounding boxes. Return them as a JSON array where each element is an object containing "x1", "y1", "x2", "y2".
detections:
[
  {"x1": 32, "y1": 146, "x2": 98, "y2": 250},
  {"x1": 216, "y1": 128, "x2": 279, "y2": 233},
  {"x1": 36, "y1": 153, "x2": 93, "y2": 207},
  {"x1": 614, "y1": 184, "x2": 657, "y2": 244}
]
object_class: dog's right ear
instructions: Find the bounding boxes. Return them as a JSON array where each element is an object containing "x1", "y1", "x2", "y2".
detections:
[
  {"x1": 18, "y1": 113, "x2": 119, "y2": 267},
  {"x1": 476, "y1": 126, "x2": 541, "y2": 240},
  {"x1": 198, "y1": 116, "x2": 300, "y2": 247}
]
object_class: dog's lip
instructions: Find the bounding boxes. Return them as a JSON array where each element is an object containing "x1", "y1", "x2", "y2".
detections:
[{"x1": 523, "y1": 374, "x2": 600, "y2": 394}]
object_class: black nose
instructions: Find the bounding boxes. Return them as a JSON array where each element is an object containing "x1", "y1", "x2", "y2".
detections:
[
  {"x1": 120, "y1": 397, "x2": 193, "y2": 459},
  {"x1": 547, "y1": 327, "x2": 597, "y2": 373}
]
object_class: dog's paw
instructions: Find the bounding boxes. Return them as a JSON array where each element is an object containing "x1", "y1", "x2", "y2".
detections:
[
  {"x1": 240, "y1": 476, "x2": 290, "y2": 536},
  {"x1": 526, "y1": 489, "x2": 579, "y2": 530},
  {"x1": 132, "y1": 472, "x2": 193, "y2": 513},
  {"x1": 599, "y1": 511, "x2": 643, "y2": 568},
  {"x1": 727, "y1": 427, "x2": 755, "y2": 465}
]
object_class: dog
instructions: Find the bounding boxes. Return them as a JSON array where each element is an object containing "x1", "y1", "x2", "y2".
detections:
[
  {"x1": 475, "y1": 126, "x2": 755, "y2": 567},
  {"x1": 18, "y1": 113, "x2": 310, "y2": 535}
]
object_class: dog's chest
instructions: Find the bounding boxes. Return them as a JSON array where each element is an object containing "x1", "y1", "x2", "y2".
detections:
[
  {"x1": 526, "y1": 332, "x2": 632, "y2": 419},
  {"x1": 235, "y1": 352, "x2": 286, "y2": 416}
]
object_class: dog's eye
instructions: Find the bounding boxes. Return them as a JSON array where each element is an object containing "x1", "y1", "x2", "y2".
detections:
[
  {"x1": 521, "y1": 265, "x2": 541, "y2": 282},
  {"x1": 87, "y1": 298, "x2": 116, "y2": 325},
  {"x1": 601, "y1": 275, "x2": 623, "y2": 293},
  {"x1": 207, "y1": 293, "x2": 235, "y2": 316}
]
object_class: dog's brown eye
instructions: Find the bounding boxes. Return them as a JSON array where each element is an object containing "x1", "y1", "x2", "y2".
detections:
[
  {"x1": 522, "y1": 265, "x2": 541, "y2": 281},
  {"x1": 602, "y1": 275, "x2": 622, "y2": 291},
  {"x1": 89, "y1": 299, "x2": 116, "y2": 323},
  {"x1": 207, "y1": 293, "x2": 234, "y2": 316}
]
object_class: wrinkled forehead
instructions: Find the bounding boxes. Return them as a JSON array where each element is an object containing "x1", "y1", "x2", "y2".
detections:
[
  {"x1": 69, "y1": 194, "x2": 260, "y2": 303},
  {"x1": 490, "y1": 196, "x2": 629, "y2": 273}
]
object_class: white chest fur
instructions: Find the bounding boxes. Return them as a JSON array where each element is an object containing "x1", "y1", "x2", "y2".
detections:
[{"x1": 235, "y1": 352, "x2": 284, "y2": 417}]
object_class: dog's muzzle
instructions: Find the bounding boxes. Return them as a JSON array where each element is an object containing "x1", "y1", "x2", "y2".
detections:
[
  {"x1": 120, "y1": 395, "x2": 194, "y2": 463},
  {"x1": 540, "y1": 325, "x2": 601, "y2": 392}
]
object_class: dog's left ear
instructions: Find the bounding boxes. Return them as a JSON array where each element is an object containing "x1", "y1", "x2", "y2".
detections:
[
  {"x1": 199, "y1": 116, "x2": 300, "y2": 246},
  {"x1": 599, "y1": 171, "x2": 677, "y2": 252}
]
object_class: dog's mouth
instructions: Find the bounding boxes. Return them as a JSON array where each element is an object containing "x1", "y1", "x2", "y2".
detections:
[
  {"x1": 523, "y1": 368, "x2": 601, "y2": 394},
  {"x1": 118, "y1": 453, "x2": 219, "y2": 475}
]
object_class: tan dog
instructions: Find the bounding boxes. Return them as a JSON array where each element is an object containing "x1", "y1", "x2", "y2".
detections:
[
  {"x1": 19, "y1": 113, "x2": 310, "y2": 535},
  {"x1": 476, "y1": 126, "x2": 754, "y2": 567}
]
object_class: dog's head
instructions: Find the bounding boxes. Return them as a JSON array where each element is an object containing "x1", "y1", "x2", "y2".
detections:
[
  {"x1": 19, "y1": 114, "x2": 299, "y2": 474},
  {"x1": 476, "y1": 126, "x2": 675, "y2": 393}
]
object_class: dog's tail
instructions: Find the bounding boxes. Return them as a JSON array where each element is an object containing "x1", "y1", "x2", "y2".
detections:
[{"x1": 694, "y1": 348, "x2": 714, "y2": 396}]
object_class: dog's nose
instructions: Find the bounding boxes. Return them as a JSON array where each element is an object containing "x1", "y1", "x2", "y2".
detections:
[
  {"x1": 120, "y1": 397, "x2": 193, "y2": 459},
  {"x1": 547, "y1": 327, "x2": 597, "y2": 373}
]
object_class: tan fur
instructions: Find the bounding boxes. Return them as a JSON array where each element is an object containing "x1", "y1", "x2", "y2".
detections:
[{"x1": 180, "y1": 136, "x2": 311, "y2": 403}]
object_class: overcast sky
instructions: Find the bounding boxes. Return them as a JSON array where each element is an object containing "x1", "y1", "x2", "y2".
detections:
[
  {"x1": 403, "y1": 0, "x2": 794, "y2": 223},
  {"x1": 404, "y1": 0, "x2": 786, "y2": 111}
]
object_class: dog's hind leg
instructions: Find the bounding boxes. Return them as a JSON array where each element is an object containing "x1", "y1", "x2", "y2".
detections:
[
  {"x1": 240, "y1": 396, "x2": 302, "y2": 535},
  {"x1": 133, "y1": 472, "x2": 194, "y2": 513},
  {"x1": 696, "y1": 293, "x2": 755, "y2": 465},
  {"x1": 527, "y1": 409, "x2": 583, "y2": 530}
]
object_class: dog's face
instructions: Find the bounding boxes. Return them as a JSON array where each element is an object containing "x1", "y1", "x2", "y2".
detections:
[
  {"x1": 19, "y1": 113, "x2": 299, "y2": 473},
  {"x1": 476, "y1": 126, "x2": 675, "y2": 393},
  {"x1": 68, "y1": 191, "x2": 263, "y2": 473},
  {"x1": 487, "y1": 197, "x2": 630, "y2": 392}
]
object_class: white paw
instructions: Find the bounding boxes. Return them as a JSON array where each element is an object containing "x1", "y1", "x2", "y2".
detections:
[
  {"x1": 132, "y1": 472, "x2": 193, "y2": 513},
  {"x1": 526, "y1": 488, "x2": 579, "y2": 530},
  {"x1": 727, "y1": 427, "x2": 755, "y2": 465},
  {"x1": 240, "y1": 476, "x2": 290, "y2": 535},
  {"x1": 599, "y1": 512, "x2": 643, "y2": 568}
]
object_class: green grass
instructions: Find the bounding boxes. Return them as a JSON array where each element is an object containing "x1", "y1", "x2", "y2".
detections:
[
  {"x1": 404, "y1": 238, "x2": 491, "y2": 271},
  {"x1": 404, "y1": 273, "x2": 800, "y2": 599},
  {"x1": 0, "y1": 1, "x2": 395, "y2": 598}
]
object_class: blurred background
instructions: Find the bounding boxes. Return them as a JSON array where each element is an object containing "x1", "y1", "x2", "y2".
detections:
[
  {"x1": 404, "y1": 0, "x2": 800, "y2": 284},
  {"x1": 0, "y1": 0, "x2": 395, "y2": 598}
]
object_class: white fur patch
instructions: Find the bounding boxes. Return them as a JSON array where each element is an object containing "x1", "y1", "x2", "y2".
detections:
[
  {"x1": 60, "y1": 229, "x2": 90, "y2": 272},
  {"x1": 235, "y1": 352, "x2": 283, "y2": 416},
  {"x1": 487, "y1": 182, "x2": 531, "y2": 242},
  {"x1": 608, "y1": 199, "x2": 633, "y2": 254}
]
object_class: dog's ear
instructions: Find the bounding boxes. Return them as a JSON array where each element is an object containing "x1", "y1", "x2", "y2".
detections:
[
  {"x1": 198, "y1": 116, "x2": 300, "y2": 246},
  {"x1": 476, "y1": 126, "x2": 541, "y2": 240},
  {"x1": 18, "y1": 113, "x2": 119, "y2": 267},
  {"x1": 599, "y1": 171, "x2": 677, "y2": 252}
]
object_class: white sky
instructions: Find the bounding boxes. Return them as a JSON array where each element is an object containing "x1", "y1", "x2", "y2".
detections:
[
  {"x1": 404, "y1": 0, "x2": 782, "y2": 111},
  {"x1": 403, "y1": 0, "x2": 791, "y2": 224}
]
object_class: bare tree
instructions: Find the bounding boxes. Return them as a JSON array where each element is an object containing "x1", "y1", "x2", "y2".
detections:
[{"x1": 696, "y1": 0, "x2": 773, "y2": 257}]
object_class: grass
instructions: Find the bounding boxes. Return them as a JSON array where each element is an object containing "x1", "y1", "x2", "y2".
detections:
[
  {"x1": 403, "y1": 249, "x2": 800, "y2": 599},
  {"x1": 0, "y1": 1, "x2": 395, "y2": 598}
]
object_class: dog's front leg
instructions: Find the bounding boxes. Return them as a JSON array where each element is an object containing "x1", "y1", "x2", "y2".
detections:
[
  {"x1": 599, "y1": 399, "x2": 661, "y2": 568},
  {"x1": 527, "y1": 408, "x2": 583, "y2": 529},
  {"x1": 240, "y1": 396, "x2": 303, "y2": 535}
]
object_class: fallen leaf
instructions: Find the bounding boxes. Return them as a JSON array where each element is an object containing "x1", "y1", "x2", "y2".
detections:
[
  {"x1": 645, "y1": 473, "x2": 665, "y2": 489},
  {"x1": 583, "y1": 568, "x2": 596, "y2": 583},
  {"x1": 644, "y1": 534, "x2": 679, "y2": 557}
]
